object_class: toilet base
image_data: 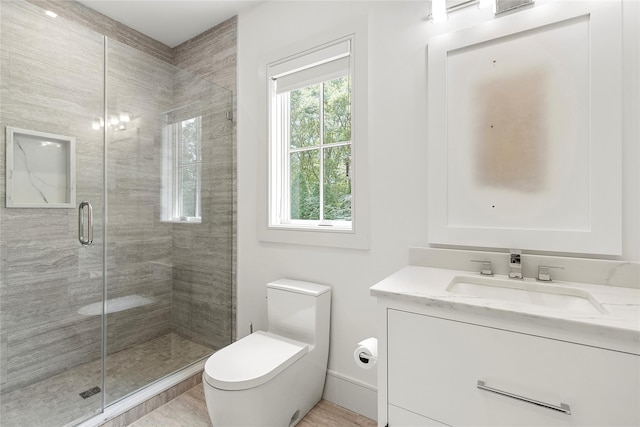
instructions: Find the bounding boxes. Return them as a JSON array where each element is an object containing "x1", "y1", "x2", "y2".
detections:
[{"x1": 203, "y1": 355, "x2": 326, "y2": 426}]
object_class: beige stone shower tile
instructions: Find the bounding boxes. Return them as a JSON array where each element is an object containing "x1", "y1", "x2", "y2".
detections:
[
  {"x1": 0, "y1": 333, "x2": 212, "y2": 427},
  {"x1": 129, "y1": 386, "x2": 212, "y2": 427}
]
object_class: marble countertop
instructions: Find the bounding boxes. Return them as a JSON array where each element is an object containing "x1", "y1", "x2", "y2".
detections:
[{"x1": 371, "y1": 265, "x2": 640, "y2": 354}]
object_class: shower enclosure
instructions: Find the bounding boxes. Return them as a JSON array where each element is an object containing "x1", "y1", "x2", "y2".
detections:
[{"x1": 0, "y1": 2, "x2": 233, "y2": 426}]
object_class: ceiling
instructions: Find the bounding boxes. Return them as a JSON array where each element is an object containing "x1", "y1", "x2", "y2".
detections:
[{"x1": 76, "y1": 1, "x2": 262, "y2": 47}]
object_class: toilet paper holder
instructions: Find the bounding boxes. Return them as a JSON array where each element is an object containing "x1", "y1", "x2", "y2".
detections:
[
  {"x1": 358, "y1": 352, "x2": 373, "y2": 364},
  {"x1": 354, "y1": 337, "x2": 378, "y2": 369}
]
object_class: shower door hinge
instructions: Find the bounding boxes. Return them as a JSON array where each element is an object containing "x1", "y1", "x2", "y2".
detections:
[{"x1": 225, "y1": 111, "x2": 233, "y2": 121}]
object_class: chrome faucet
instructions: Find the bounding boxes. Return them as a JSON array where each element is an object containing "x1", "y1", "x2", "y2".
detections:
[
  {"x1": 509, "y1": 249, "x2": 522, "y2": 279},
  {"x1": 537, "y1": 265, "x2": 564, "y2": 282},
  {"x1": 471, "y1": 260, "x2": 493, "y2": 276}
]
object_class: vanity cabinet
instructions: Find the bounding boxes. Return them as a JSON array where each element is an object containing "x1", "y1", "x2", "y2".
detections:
[{"x1": 386, "y1": 309, "x2": 640, "y2": 426}]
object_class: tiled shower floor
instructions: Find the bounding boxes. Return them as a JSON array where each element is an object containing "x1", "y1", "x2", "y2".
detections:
[{"x1": 0, "y1": 333, "x2": 213, "y2": 427}]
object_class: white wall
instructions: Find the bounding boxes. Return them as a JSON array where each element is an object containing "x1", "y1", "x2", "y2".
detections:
[{"x1": 237, "y1": 0, "x2": 639, "y2": 418}]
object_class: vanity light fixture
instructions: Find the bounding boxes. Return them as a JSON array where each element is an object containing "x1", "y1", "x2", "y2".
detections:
[
  {"x1": 429, "y1": 0, "x2": 448, "y2": 23},
  {"x1": 427, "y1": 0, "x2": 534, "y2": 22}
]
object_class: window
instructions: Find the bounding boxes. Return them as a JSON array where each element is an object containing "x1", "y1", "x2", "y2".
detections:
[
  {"x1": 268, "y1": 37, "x2": 353, "y2": 231},
  {"x1": 162, "y1": 109, "x2": 202, "y2": 223},
  {"x1": 258, "y1": 21, "x2": 369, "y2": 249}
]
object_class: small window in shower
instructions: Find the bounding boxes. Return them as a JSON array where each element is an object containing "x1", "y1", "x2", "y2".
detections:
[{"x1": 162, "y1": 109, "x2": 202, "y2": 223}]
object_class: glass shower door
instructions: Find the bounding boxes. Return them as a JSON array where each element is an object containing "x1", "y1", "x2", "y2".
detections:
[
  {"x1": 103, "y1": 38, "x2": 233, "y2": 405},
  {"x1": 0, "y1": 1, "x2": 106, "y2": 426}
]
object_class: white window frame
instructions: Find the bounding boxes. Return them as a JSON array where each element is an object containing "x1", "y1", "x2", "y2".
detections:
[
  {"x1": 258, "y1": 19, "x2": 370, "y2": 249},
  {"x1": 269, "y1": 38, "x2": 353, "y2": 231},
  {"x1": 162, "y1": 112, "x2": 202, "y2": 223}
]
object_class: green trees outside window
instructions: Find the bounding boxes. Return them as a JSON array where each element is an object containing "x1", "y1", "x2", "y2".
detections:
[
  {"x1": 289, "y1": 76, "x2": 352, "y2": 222},
  {"x1": 180, "y1": 117, "x2": 200, "y2": 219}
]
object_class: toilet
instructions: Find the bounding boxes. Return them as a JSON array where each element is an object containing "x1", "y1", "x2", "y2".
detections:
[{"x1": 203, "y1": 279, "x2": 331, "y2": 426}]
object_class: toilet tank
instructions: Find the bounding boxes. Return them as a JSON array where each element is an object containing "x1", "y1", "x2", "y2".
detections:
[{"x1": 267, "y1": 279, "x2": 331, "y2": 346}]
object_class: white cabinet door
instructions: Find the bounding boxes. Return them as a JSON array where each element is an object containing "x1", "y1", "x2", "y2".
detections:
[{"x1": 388, "y1": 309, "x2": 640, "y2": 426}]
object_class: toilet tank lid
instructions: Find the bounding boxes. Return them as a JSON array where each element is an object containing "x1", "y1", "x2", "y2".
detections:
[
  {"x1": 204, "y1": 331, "x2": 308, "y2": 391},
  {"x1": 267, "y1": 279, "x2": 331, "y2": 296}
]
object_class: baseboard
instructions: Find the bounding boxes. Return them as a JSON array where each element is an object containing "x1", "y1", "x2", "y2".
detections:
[{"x1": 322, "y1": 370, "x2": 377, "y2": 421}]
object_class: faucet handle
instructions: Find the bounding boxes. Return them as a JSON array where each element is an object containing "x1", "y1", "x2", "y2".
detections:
[
  {"x1": 537, "y1": 265, "x2": 564, "y2": 282},
  {"x1": 509, "y1": 249, "x2": 523, "y2": 279},
  {"x1": 509, "y1": 249, "x2": 522, "y2": 265},
  {"x1": 471, "y1": 260, "x2": 493, "y2": 276}
]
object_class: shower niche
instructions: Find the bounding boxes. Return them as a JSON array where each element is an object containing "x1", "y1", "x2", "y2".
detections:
[{"x1": 5, "y1": 126, "x2": 76, "y2": 208}]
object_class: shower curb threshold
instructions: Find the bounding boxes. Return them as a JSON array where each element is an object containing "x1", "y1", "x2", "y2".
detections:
[{"x1": 71, "y1": 359, "x2": 207, "y2": 427}]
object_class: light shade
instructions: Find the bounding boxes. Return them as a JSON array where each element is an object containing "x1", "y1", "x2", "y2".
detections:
[{"x1": 430, "y1": 0, "x2": 448, "y2": 23}]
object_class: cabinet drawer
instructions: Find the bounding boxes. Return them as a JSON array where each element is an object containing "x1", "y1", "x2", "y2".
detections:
[{"x1": 388, "y1": 309, "x2": 640, "y2": 426}]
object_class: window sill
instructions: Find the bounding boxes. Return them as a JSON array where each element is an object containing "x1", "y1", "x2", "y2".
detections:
[
  {"x1": 161, "y1": 218, "x2": 202, "y2": 224},
  {"x1": 260, "y1": 223, "x2": 368, "y2": 249},
  {"x1": 270, "y1": 221, "x2": 352, "y2": 232}
]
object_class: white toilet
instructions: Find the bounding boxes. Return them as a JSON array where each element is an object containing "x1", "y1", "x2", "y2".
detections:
[{"x1": 203, "y1": 279, "x2": 331, "y2": 426}]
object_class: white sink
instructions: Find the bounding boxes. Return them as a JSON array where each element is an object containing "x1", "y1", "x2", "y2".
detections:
[{"x1": 446, "y1": 276, "x2": 608, "y2": 315}]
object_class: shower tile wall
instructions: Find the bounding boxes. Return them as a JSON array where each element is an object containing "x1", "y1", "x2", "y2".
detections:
[
  {"x1": 104, "y1": 40, "x2": 175, "y2": 355},
  {"x1": 173, "y1": 17, "x2": 237, "y2": 91},
  {"x1": 0, "y1": 0, "x2": 236, "y2": 397},
  {"x1": 25, "y1": 0, "x2": 173, "y2": 63},
  {"x1": 167, "y1": 71, "x2": 233, "y2": 349},
  {"x1": 172, "y1": 17, "x2": 237, "y2": 347},
  {"x1": 23, "y1": 1, "x2": 239, "y2": 352},
  {"x1": 0, "y1": 0, "x2": 105, "y2": 392},
  {"x1": 30, "y1": 0, "x2": 239, "y2": 351}
]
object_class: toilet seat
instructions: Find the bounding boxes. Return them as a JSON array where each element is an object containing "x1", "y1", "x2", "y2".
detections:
[{"x1": 204, "y1": 331, "x2": 308, "y2": 391}]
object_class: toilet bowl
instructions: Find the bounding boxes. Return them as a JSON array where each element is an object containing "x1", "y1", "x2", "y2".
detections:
[{"x1": 203, "y1": 279, "x2": 331, "y2": 427}]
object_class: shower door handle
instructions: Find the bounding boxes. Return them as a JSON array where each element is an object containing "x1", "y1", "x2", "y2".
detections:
[{"x1": 78, "y1": 201, "x2": 94, "y2": 246}]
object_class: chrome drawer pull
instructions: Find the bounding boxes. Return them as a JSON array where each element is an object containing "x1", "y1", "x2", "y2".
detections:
[{"x1": 477, "y1": 380, "x2": 571, "y2": 415}]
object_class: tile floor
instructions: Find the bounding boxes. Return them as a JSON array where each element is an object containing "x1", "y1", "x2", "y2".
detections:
[
  {"x1": 129, "y1": 384, "x2": 377, "y2": 427},
  {"x1": 0, "y1": 333, "x2": 213, "y2": 427}
]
